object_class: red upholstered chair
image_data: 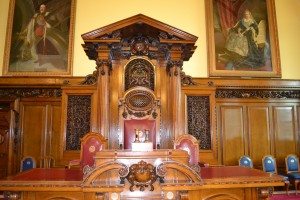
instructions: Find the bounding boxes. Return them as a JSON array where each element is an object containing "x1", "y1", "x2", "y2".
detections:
[
  {"x1": 123, "y1": 119, "x2": 156, "y2": 149},
  {"x1": 174, "y1": 133, "x2": 208, "y2": 171},
  {"x1": 67, "y1": 132, "x2": 107, "y2": 169}
]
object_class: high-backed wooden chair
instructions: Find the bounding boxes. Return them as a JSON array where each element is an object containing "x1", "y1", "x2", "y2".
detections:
[
  {"x1": 20, "y1": 156, "x2": 36, "y2": 172},
  {"x1": 174, "y1": 133, "x2": 208, "y2": 172},
  {"x1": 285, "y1": 154, "x2": 300, "y2": 194},
  {"x1": 262, "y1": 155, "x2": 290, "y2": 194},
  {"x1": 67, "y1": 132, "x2": 107, "y2": 169},
  {"x1": 239, "y1": 156, "x2": 253, "y2": 168}
]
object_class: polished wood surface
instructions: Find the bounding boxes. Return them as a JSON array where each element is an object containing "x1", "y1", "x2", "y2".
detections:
[{"x1": 0, "y1": 164, "x2": 285, "y2": 199}]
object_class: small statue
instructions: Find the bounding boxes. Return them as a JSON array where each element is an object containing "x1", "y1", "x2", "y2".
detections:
[
  {"x1": 134, "y1": 129, "x2": 140, "y2": 142},
  {"x1": 144, "y1": 129, "x2": 150, "y2": 142}
]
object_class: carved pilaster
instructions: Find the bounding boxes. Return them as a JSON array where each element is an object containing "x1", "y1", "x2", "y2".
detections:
[
  {"x1": 168, "y1": 59, "x2": 183, "y2": 140},
  {"x1": 96, "y1": 58, "x2": 111, "y2": 138}
]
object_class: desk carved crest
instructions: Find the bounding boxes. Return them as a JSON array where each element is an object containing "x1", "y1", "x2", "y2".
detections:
[{"x1": 119, "y1": 160, "x2": 164, "y2": 192}]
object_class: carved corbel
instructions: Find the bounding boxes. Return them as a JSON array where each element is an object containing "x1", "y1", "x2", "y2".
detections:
[
  {"x1": 96, "y1": 58, "x2": 112, "y2": 76},
  {"x1": 167, "y1": 60, "x2": 183, "y2": 76}
]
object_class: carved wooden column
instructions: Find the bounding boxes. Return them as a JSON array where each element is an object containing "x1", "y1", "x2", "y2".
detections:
[
  {"x1": 96, "y1": 53, "x2": 111, "y2": 139},
  {"x1": 168, "y1": 47, "x2": 183, "y2": 139}
]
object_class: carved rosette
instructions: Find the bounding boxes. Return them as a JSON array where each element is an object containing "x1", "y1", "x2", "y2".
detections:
[{"x1": 124, "y1": 160, "x2": 157, "y2": 192}]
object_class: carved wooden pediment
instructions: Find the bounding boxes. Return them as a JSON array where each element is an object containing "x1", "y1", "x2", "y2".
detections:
[{"x1": 81, "y1": 14, "x2": 198, "y2": 61}]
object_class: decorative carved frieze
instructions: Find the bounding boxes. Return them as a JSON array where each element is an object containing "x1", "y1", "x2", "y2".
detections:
[
  {"x1": 0, "y1": 88, "x2": 62, "y2": 98},
  {"x1": 216, "y1": 89, "x2": 300, "y2": 99},
  {"x1": 187, "y1": 96, "x2": 211, "y2": 150},
  {"x1": 66, "y1": 95, "x2": 91, "y2": 150}
]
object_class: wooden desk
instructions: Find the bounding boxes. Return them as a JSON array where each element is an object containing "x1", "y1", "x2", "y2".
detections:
[{"x1": 0, "y1": 150, "x2": 285, "y2": 200}]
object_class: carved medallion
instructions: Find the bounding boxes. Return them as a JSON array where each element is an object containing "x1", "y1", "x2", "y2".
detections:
[
  {"x1": 131, "y1": 37, "x2": 149, "y2": 56},
  {"x1": 125, "y1": 160, "x2": 157, "y2": 192}
]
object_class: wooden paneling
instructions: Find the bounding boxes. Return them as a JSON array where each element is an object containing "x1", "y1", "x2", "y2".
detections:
[
  {"x1": 273, "y1": 106, "x2": 297, "y2": 167},
  {"x1": 20, "y1": 99, "x2": 61, "y2": 168},
  {"x1": 219, "y1": 105, "x2": 245, "y2": 166},
  {"x1": 248, "y1": 106, "x2": 271, "y2": 167},
  {"x1": 217, "y1": 99, "x2": 300, "y2": 168}
]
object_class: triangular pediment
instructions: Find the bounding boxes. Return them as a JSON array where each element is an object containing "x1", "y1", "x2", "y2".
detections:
[{"x1": 81, "y1": 14, "x2": 198, "y2": 42}]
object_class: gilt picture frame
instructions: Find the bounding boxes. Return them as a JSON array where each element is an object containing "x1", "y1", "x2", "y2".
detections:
[
  {"x1": 3, "y1": 0, "x2": 76, "y2": 76},
  {"x1": 205, "y1": 0, "x2": 281, "y2": 77}
]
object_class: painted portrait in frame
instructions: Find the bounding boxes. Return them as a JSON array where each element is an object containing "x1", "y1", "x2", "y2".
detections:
[
  {"x1": 205, "y1": 0, "x2": 281, "y2": 77},
  {"x1": 3, "y1": 0, "x2": 76, "y2": 76}
]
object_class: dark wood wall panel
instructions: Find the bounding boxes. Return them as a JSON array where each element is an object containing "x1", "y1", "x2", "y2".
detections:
[
  {"x1": 20, "y1": 99, "x2": 61, "y2": 168},
  {"x1": 219, "y1": 106, "x2": 245, "y2": 166},
  {"x1": 247, "y1": 106, "x2": 271, "y2": 166},
  {"x1": 273, "y1": 106, "x2": 297, "y2": 167},
  {"x1": 217, "y1": 100, "x2": 300, "y2": 168},
  {"x1": 21, "y1": 104, "x2": 45, "y2": 166}
]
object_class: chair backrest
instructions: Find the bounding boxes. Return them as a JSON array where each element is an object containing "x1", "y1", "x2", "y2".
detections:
[
  {"x1": 80, "y1": 132, "x2": 107, "y2": 167},
  {"x1": 20, "y1": 156, "x2": 36, "y2": 172},
  {"x1": 174, "y1": 133, "x2": 199, "y2": 166},
  {"x1": 239, "y1": 156, "x2": 253, "y2": 168},
  {"x1": 123, "y1": 119, "x2": 156, "y2": 149},
  {"x1": 262, "y1": 155, "x2": 277, "y2": 173},
  {"x1": 285, "y1": 154, "x2": 300, "y2": 174}
]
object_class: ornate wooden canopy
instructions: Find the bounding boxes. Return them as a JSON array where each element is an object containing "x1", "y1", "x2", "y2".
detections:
[{"x1": 81, "y1": 14, "x2": 198, "y2": 63}]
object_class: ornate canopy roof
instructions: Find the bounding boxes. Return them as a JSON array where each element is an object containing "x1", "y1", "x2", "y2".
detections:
[{"x1": 81, "y1": 14, "x2": 198, "y2": 62}]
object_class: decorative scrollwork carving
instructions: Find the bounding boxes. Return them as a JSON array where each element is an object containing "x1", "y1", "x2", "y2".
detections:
[
  {"x1": 187, "y1": 96, "x2": 211, "y2": 150},
  {"x1": 216, "y1": 89, "x2": 300, "y2": 99},
  {"x1": 66, "y1": 95, "x2": 91, "y2": 150},
  {"x1": 0, "y1": 88, "x2": 62, "y2": 98},
  {"x1": 156, "y1": 163, "x2": 167, "y2": 183},
  {"x1": 181, "y1": 71, "x2": 197, "y2": 86},
  {"x1": 125, "y1": 58, "x2": 155, "y2": 91},
  {"x1": 119, "y1": 165, "x2": 130, "y2": 184},
  {"x1": 81, "y1": 70, "x2": 98, "y2": 85},
  {"x1": 125, "y1": 160, "x2": 157, "y2": 192}
]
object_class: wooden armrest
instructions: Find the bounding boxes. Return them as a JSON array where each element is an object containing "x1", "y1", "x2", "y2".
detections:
[
  {"x1": 199, "y1": 161, "x2": 209, "y2": 167},
  {"x1": 66, "y1": 159, "x2": 81, "y2": 169}
]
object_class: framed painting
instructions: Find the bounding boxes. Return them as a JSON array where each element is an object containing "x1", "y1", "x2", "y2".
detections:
[
  {"x1": 205, "y1": 0, "x2": 281, "y2": 77},
  {"x1": 3, "y1": 0, "x2": 76, "y2": 76}
]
